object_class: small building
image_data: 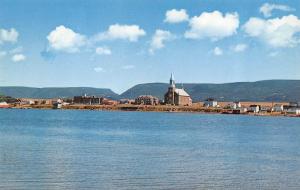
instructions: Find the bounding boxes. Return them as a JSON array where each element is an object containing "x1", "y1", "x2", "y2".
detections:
[
  {"x1": 273, "y1": 104, "x2": 284, "y2": 112},
  {"x1": 53, "y1": 99, "x2": 63, "y2": 109},
  {"x1": 287, "y1": 107, "x2": 300, "y2": 115},
  {"x1": 119, "y1": 99, "x2": 134, "y2": 104},
  {"x1": 228, "y1": 101, "x2": 241, "y2": 109},
  {"x1": 248, "y1": 105, "x2": 260, "y2": 113},
  {"x1": 135, "y1": 95, "x2": 159, "y2": 105},
  {"x1": 289, "y1": 102, "x2": 299, "y2": 107},
  {"x1": 73, "y1": 94, "x2": 101, "y2": 105},
  {"x1": 164, "y1": 74, "x2": 192, "y2": 106},
  {"x1": 203, "y1": 98, "x2": 218, "y2": 108}
]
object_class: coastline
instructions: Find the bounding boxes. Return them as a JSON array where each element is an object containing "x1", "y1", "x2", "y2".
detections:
[{"x1": 5, "y1": 104, "x2": 299, "y2": 118}]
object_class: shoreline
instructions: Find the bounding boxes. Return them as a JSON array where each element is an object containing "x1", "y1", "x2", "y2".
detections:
[{"x1": 4, "y1": 104, "x2": 300, "y2": 118}]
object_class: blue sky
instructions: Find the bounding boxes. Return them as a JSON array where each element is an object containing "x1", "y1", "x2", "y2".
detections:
[{"x1": 0, "y1": 0, "x2": 300, "y2": 93}]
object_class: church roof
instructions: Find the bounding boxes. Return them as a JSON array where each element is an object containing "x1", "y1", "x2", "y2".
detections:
[{"x1": 175, "y1": 88, "x2": 190, "y2": 97}]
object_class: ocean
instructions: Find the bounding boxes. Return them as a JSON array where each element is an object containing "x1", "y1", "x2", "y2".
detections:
[{"x1": 1, "y1": 109, "x2": 300, "y2": 189}]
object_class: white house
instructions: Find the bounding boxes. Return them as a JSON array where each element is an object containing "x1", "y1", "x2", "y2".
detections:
[
  {"x1": 248, "y1": 105, "x2": 260, "y2": 113},
  {"x1": 229, "y1": 101, "x2": 241, "y2": 109},
  {"x1": 204, "y1": 98, "x2": 218, "y2": 108},
  {"x1": 273, "y1": 104, "x2": 284, "y2": 112},
  {"x1": 287, "y1": 107, "x2": 300, "y2": 115}
]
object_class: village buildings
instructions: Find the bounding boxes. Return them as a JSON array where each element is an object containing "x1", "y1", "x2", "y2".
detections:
[
  {"x1": 164, "y1": 74, "x2": 192, "y2": 106},
  {"x1": 135, "y1": 95, "x2": 159, "y2": 105}
]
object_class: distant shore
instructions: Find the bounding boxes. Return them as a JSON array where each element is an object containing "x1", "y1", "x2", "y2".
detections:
[{"x1": 5, "y1": 103, "x2": 300, "y2": 118}]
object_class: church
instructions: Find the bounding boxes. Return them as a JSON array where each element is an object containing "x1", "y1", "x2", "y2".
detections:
[{"x1": 164, "y1": 74, "x2": 192, "y2": 106}]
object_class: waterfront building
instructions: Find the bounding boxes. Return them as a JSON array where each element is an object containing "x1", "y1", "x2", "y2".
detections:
[
  {"x1": 273, "y1": 104, "x2": 284, "y2": 112},
  {"x1": 203, "y1": 98, "x2": 218, "y2": 108},
  {"x1": 227, "y1": 101, "x2": 241, "y2": 109},
  {"x1": 248, "y1": 105, "x2": 260, "y2": 113},
  {"x1": 287, "y1": 107, "x2": 300, "y2": 115},
  {"x1": 135, "y1": 95, "x2": 159, "y2": 105},
  {"x1": 164, "y1": 74, "x2": 192, "y2": 106},
  {"x1": 73, "y1": 94, "x2": 101, "y2": 105}
]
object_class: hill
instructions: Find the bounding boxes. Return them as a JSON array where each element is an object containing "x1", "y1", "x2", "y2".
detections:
[
  {"x1": 120, "y1": 80, "x2": 300, "y2": 102},
  {"x1": 0, "y1": 87, "x2": 119, "y2": 99}
]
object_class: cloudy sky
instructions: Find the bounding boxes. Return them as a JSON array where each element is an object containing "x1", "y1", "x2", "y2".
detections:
[{"x1": 1, "y1": 0, "x2": 300, "y2": 93}]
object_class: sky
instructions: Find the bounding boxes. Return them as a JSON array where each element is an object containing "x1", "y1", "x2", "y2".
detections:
[{"x1": 0, "y1": 0, "x2": 300, "y2": 94}]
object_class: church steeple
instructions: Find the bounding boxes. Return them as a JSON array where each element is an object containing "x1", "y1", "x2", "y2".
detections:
[{"x1": 169, "y1": 73, "x2": 175, "y2": 88}]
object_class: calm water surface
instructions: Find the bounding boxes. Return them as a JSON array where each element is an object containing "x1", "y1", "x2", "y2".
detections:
[{"x1": 1, "y1": 109, "x2": 300, "y2": 189}]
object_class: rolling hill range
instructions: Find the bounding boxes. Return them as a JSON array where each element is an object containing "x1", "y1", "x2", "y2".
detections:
[
  {"x1": 120, "y1": 80, "x2": 300, "y2": 102},
  {"x1": 1, "y1": 80, "x2": 300, "y2": 102},
  {"x1": 0, "y1": 87, "x2": 119, "y2": 99}
]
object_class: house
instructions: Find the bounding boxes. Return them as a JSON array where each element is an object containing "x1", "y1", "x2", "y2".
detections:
[
  {"x1": 119, "y1": 99, "x2": 134, "y2": 104},
  {"x1": 287, "y1": 107, "x2": 300, "y2": 115},
  {"x1": 52, "y1": 99, "x2": 63, "y2": 109},
  {"x1": 203, "y1": 98, "x2": 218, "y2": 108},
  {"x1": 273, "y1": 104, "x2": 284, "y2": 112},
  {"x1": 228, "y1": 101, "x2": 241, "y2": 109},
  {"x1": 135, "y1": 95, "x2": 159, "y2": 105},
  {"x1": 73, "y1": 94, "x2": 101, "y2": 105},
  {"x1": 164, "y1": 74, "x2": 192, "y2": 106},
  {"x1": 289, "y1": 102, "x2": 298, "y2": 107},
  {"x1": 260, "y1": 106, "x2": 272, "y2": 112},
  {"x1": 248, "y1": 105, "x2": 260, "y2": 113}
]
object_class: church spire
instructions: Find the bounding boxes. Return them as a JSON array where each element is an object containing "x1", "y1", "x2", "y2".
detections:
[{"x1": 170, "y1": 73, "x2": 175, "y2": 88}]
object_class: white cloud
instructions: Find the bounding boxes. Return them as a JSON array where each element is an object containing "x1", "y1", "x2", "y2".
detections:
[
  {"x1": 95, "y1": 46, "x2": 111, "y2": 55},
  {"x1": 149, "y1": 29, "x2": 174, "y2": 53},
  {"x1": 12, "y1": 54, "x2": 26, "y2": 62},
  {"x1": 122, "y1": 65, "x2": 135, "y2": 70},
  {"x1": 232, "y1": 43, "x2": 248, "y2": 52},
  {"x1": 213, "y1": 47, "x2": 223, "y2": 56},
  {"x1": 47, "y1": 25, "x2": 86, "y2": 53},
  {"x1": 97, "y1": 24, "x2": 146, "y2": 42},
  {"x1": 185, "y1": 11, "x2": 239, "y2": 40},
  {"x1": 164, "y1": 9, "x2": 189, "y2": 23},
  {"x1": 243, "y1": 15, "x2": 300, "y2": 48},
  {"x1": 259, "y1": 3, "x2": 294, "y2": 18},
  {"x1": 0, "y1": 28, "x2": 18, "y2": 44},
  {"x1": 94, "y1": 67, "x2": 105, "y2": 72}
]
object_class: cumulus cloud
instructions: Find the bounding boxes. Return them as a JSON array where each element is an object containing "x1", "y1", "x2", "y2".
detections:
[
  {"x1": 47, "y1": 25, "x2": 86, "y2": 53},
  {"x1": 213, "y1": 47, "x2": 223, "y2": 56},
  {"x1": 12, "y1": 54, "x2": 26, "y2": 62},
  {"x1": 243, "y1": 15, "x2": 300, "y2": 48},
  {"x1": 259, "y1": 3, "x2": 294, "y2": 18},
  {"x1": 121, "y1": 65, "x2": 135, "y2": 70},
  {"x1": 149, "y1": 29, "x2": 174, "y2": 53},
  {"x1": 96, "y1": 24, "x2": 146, "y2": 42},
  {"x1": 0, "y1": 28, "x2": 18, "y2": 44},
  {"x1": 232, "y1": 43, "x2": 248, "y2": 52},
  {"x1": 164, "y1": 9, "x2": 189, "y2": 23},
  {"x1": 94, "y1": 67, "x2": 105, "y2": 72},
  {"x1": 95, "y1": 46, "x2": 111, "y2": 55},
  {"x1": 185, "y1": 11, "x2": 239, "y2": 40}
]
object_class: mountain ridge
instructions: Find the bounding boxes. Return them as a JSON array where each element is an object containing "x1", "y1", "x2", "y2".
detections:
[{"x1": 1, "y1": 80, "x2": 300, "y2": 102}]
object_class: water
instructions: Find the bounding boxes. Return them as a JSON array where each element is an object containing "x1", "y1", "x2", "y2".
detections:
[{"x1": 1, "y1": 109, "x2": 300, "y2": 189}]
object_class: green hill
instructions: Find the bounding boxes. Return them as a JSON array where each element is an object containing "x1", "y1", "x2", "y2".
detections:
[
  {"x1": 0, "y1": 87, "x2": 119, "y2": 99},
  {"x1": 1, "y1": 80, "x2": 300, "y2": 102},
  {"x1": 120, "y1": 80, "x2": 300, "y2": 102}
]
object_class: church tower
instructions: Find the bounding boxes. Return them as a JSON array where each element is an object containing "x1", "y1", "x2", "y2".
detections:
[{"x1": 169, "y1": 73, "x2": 175, "y2": 89}]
